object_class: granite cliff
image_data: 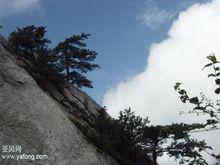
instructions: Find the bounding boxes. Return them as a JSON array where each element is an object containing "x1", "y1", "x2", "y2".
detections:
[{"x1": 0, "y1": 34, "x2": 119, "y2": 165}]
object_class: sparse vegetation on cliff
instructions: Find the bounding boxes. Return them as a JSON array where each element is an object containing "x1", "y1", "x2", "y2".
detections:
[{"x1": 9, "y1": 25, "x2": 99, "y2": 89}]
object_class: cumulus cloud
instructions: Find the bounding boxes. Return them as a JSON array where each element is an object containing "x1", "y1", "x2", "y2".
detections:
[
  {"x1": 137, "y1": 0, "x2": 175, "y2": 29},
  {"x1": 104, "y1": 0, "x2": 220, "y2": 163},
  {"x1": 0, "y1": 0, "x2": 40, "y2": 21}
]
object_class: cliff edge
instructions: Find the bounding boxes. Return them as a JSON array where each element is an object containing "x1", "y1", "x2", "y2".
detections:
[{"x1": 0, "y1": 34, "x2": 119, "y2": 165}]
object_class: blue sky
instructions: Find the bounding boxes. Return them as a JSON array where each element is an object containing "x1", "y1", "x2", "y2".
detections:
[
  {"x1": 0, "y1": 0, "x2": 210, "y2": 104},
  {"x1": 1, "y1": 0, "x2": 220, "y2": 164}
]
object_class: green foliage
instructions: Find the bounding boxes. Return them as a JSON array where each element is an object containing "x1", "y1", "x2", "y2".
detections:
[
  {"x1": 168, "y1": 138, "x2": 210, "y2": 165},
  {"x1": 96, "y1": 108, "x2": 210, "y2": 165},
  {"x1": 175, "y1": 54, "x2": 220, "y2": 126},
  {"x1": 140, "y1": 123, "x2": 210, "y2": 164},
  {"x1": 95, "y1": 108, "x2": 152, "y2": 165},
  {"x1": 8, "y1": 25, "x2": 64, "y2": 89},
  {"x1": 9, "y1": 25, "x2": 99, "y2": 89},
  {"x1": 118, "y1": 108, "x2": 149, "y2": 145},
  {"x1": 53, "y1": 33, "x2": 100, "y2": 88},
  {"x1": 8, "y1": 25, "x2": 214, "y2": 164},
  {"x1": 9, "y1": 25, "x2": 51, "y2": 60},
  {"x1": 175, "y1": 54, "x2": 220, "y2": 163}
]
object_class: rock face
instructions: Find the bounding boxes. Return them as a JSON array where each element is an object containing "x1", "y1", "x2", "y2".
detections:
[{"x1": 0, "y1": 35, "x2": 119, "y2": 165}]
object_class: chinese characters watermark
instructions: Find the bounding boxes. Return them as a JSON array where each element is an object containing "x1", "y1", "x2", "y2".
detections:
[{"x1": 1, "y1": 145, "x2": 48, "y2": 161}]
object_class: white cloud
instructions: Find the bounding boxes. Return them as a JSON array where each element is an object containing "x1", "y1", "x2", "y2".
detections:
[
  {"x1": 104, "y1": 0, "x2": 220, "y2": 163},
  {"x1": 0, "y1": 0, "x2": 40, "y2": 21},
  {"x1": 137, "y1": 0, "x2": 175, "y2": 29}
]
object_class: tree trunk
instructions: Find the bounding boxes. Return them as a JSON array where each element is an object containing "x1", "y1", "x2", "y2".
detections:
[
  {"x1": 152, "y1": 150, "x2": 157, "y2": 165},
  {"x1": 152, "y1": 141, "x2": 158, "y2": 165}
]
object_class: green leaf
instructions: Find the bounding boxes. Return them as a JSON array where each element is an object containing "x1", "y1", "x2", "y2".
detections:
[
  {"x1": 215, "y1": 88, "x2": 220, "y2": 94},
  {"x1": 214, "y1": 67, "x2": 220, "y2": 71},
  {"x1": 193, "y1": 106, "x2": 205, "y2": 111},
  {"x1": 207, "y1": 54, "x2": 217, "y2": 63},
  {"x1": 216, "y1": 154, "x2": 220, "y2": 159},
  {"x1": 189, "y1": 97, "x2": 199, "y2": 104},
  {"x1": 206, "y1": 119, "x2": 218, "y2": 125},
  {"x1": 215, "y1": 79, "x2": 220, "y2": 85},
  {"x1": 208, "y1": 73, "x2": 215, "y2": 78},
  {"x1": 180, "y1": 95, "x2": 189, "y2": 103},
  {"x1": 210, "y1": 111, "x2": 214, "y2": 117},
  {"x1": 203, "y1": 63, "x2": 212, "y2": 69},
  {"x1": 178, "y1": 89, "x2": 186, "y2": 95},
  {"x1": 174, "y1": 82, "x2": 181, "y2": 90}
]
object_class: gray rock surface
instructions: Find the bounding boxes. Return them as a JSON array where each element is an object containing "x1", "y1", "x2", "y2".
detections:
[{"x1": 0, "y1": 35, "x2": 119, "y2": 165}]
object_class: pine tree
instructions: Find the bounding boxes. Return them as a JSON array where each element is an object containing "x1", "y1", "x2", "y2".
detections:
[
  {"x1": 9, "y1": 25, "x2": 51, "y2": 60},
  {"x1": 141, "y1": 123, "x2": 211, "y2": 164},
  {"x1": 53, "y1": 33, "x2": 100, "y2": 88}
]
